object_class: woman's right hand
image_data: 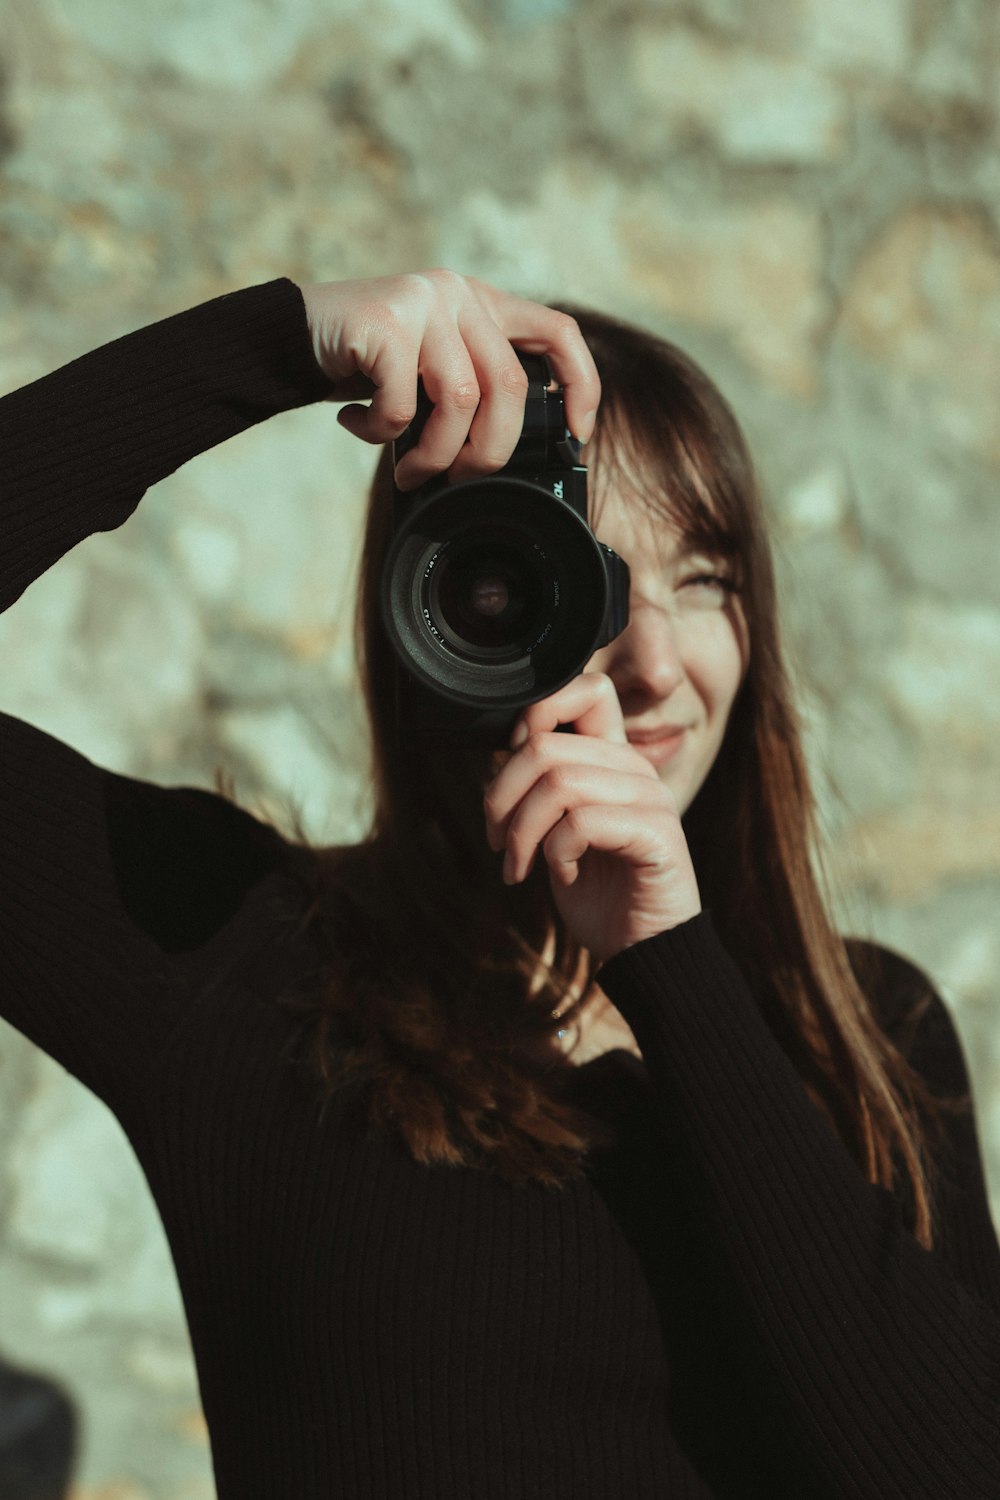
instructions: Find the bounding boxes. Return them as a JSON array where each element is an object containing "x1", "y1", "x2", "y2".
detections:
[{"x1": 297, "y1": 269, "x2": 601, "y2": 492}]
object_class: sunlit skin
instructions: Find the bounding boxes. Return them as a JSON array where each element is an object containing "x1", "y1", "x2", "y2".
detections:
[
  {"x1": 585, "y1": 491, "x2": 749, "y2": 819},
  {"x1": 484, "y1": 483, "x2": 750, "y2": 1064}
]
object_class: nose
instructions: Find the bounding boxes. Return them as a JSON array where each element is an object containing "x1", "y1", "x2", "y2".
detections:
[{"x1": 589, "y1": 602, "x2": 685, "y2": 714}]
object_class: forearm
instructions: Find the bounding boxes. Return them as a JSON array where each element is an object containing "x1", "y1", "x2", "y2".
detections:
[
  {"x1": 0, "y1": 278, "x2": 332, "y2": 614},
  {"x1": 601, "y1": 913, "x2": 1000, "y2": 1498}
]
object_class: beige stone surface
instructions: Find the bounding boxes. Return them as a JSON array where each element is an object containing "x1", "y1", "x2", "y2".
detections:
[
  {"x1": 798, "y1": 0, "x2": 912, "y2": 74},
  {"x1": 833, "y1": 806, "x2": 1000, "y2": 905},
  {"x1": 619, "y1": 195, "x2": 829, "y2": 397},
  {"x1": 630, "y1": 24, "x2": 850, "y2": 162},
  {"x1": 841, "y1": 207, "x2": 1000, "y2": 467}
]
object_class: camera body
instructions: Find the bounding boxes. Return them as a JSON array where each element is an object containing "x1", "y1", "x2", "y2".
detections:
[{"x1": 379, "y1": 352, "x2": 630, "y2": 749}]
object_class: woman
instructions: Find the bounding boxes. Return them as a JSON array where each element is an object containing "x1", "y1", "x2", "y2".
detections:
[{"x1": 1, "y1": 269, "x2": 998, "y2": 1498}]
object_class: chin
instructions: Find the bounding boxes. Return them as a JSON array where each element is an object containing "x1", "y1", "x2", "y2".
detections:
[
  {"x1": 667, "y1": 780, "x2": 693, "y2": 818},
  {"x1": 655, "y1": 758, "x2": 694, "y2": 808}
]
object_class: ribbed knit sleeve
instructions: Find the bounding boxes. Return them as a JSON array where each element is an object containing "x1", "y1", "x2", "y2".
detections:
[
  {"x1": 0, "y1": 280, "x2": 333, "y2": 1105},
  {"x1": 597, "y1": 910, "x2": 1000, "y2": 1499},
  {"x1": 0, "y1": 278, "x2": 332, "y2": 612}
]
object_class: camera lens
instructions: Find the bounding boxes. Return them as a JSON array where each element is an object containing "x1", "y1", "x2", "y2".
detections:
[
  {"x1": 432, "y1": 536, "x2": 548, "y2": 652},
  {"x1": 380, "y1": 476, "x2": 610, "y2": 709}
]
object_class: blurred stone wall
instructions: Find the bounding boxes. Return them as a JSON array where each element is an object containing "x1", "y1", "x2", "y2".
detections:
[{"x1": 0, "y1": 0, "x2": 997, "y2": 1495}]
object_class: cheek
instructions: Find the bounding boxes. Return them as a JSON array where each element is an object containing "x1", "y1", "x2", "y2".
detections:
[{"x1": 680, "y1": 616, "x2": 745, "y2": 710}]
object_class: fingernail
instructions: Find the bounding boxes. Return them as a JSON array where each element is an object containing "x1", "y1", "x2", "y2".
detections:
[{"x1": 510, "y1": 721, "x2": 529, "y2": 749}]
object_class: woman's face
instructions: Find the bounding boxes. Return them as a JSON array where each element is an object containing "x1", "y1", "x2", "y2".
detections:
[{"x1": 583, "y1": 481, "x2": 750, "y2": 818}]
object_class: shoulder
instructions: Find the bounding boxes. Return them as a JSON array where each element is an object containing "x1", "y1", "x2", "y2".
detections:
[
  {"x1": 101, "y1": 771, "x2": 291, "y2": 954},
  {"x1": 4, "y1": 709, "x2": 304, "y2": 956},
  {"x1": 843, "y1": 935, "x2": 971, "y2": 1099}
]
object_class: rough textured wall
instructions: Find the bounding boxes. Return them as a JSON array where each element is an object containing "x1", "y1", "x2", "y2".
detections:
[{"x1": 0, "y1": 0, "x2": 997, "y2": 1495}]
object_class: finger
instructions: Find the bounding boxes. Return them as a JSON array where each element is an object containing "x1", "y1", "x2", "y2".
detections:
[
  {"x1": 323, "y1": 371, "x2": 377, "y2": 403},
  {"x1": 483, "y1": 730, "x2": 658, "y2": 850},
  {"x1": 541, "y1": 804, "x2": 673, "y2": 886},
  {"x1": 335, "y1": 341, "x2": 420, "y2": 446},
  {"x1": 393, "y1": 331, "x2": 481, "y2": 492},
  {"x1": 446, "y1": 311, "x2": 531, "y2": 485},
  {"x1": 466, "y1": 280, "x2": 602, "y2": 443},
  {"x1": 501, "y1": 766, "x2": 659, "y2": 884},
  {"x1": 514, "y1": 672, "x2": 629, "y2": 748},
  {"x1": 336, "y1": 396, "x2": 414, "y2": 445}
]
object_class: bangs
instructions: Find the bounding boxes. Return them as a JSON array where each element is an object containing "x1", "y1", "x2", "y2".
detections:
[
  {"x1": 588, "y1": 404, "x2": 743, "y2": 576},
  {"x1": 552, "y1": 301, "x2": 755, "y2": 592}
]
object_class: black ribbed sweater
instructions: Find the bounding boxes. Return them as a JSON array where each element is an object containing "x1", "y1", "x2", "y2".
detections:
[{"x1": 2, "y1": 279, "x2": 999, "y2": 1499}]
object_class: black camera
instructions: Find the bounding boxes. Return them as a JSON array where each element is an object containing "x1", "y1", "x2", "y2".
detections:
[{"x1": 379, "y1": 352, "x2": 630, "y2": 749}]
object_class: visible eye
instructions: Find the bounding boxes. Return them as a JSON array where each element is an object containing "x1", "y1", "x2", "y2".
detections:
[{"x1": 681, "y1": 572, "x2": 737, "y2": 594}]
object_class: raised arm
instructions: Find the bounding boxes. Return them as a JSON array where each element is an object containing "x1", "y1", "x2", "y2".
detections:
[
  {"x1": 0, "y1": 269, "x2": 599, "y2": 1107},
  {"x1": 0, "y1": 279, "x2": 331, "y2": 612},
  {"x1": 2, "y1": 270, "x2": 599, "y2": 606}
]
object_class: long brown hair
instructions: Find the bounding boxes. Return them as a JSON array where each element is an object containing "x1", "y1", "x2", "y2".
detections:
[{"x1": 269, "y1": 301, "x2": 968, "y2": 1250}]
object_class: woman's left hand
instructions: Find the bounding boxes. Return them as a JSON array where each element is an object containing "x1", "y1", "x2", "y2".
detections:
[{"x1": 483, "y1": 672, "x2": 703, "y2": 964}]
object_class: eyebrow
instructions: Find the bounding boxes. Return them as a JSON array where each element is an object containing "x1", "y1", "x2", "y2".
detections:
[{"x1": 674, "y1": 537, "x2": 734, "y2": 560}]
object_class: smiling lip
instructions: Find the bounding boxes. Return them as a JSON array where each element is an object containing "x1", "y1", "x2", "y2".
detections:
[
  {"x1": 626, "y1": 725, "x2": 688, "y2": 743},
  {"x1": 627, "y1": 726, "x2": 688, "y2": 766}
]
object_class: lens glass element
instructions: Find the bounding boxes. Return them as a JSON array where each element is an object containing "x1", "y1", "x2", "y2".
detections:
[
  {"x1": 431, "y1": 536, "x2": 550, "y2": 653},
  {"x1": 381, "y1": 477, "x2": 608, "y2": 707}
]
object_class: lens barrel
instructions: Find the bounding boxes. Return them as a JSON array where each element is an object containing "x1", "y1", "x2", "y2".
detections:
[{"x1": 380, "y1": 477, "x2": 613, "y2": 712}]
